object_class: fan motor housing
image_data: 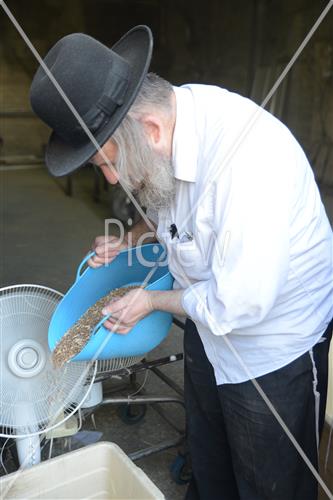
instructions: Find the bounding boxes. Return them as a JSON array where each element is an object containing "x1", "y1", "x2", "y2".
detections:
[{"x1": 8, "y1": 339, "x2": 46, "y2": 378}]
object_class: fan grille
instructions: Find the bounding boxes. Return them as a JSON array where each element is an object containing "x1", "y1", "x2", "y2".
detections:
[
  {"x1": 0, "y1": 285, "x2": 96, "y2": 438},
  {"x1": 96, "y1": 356, "x2": 144, "y2": 375}
]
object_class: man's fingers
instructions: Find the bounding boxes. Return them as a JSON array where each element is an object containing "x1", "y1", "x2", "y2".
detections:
[
  {"x1": 106, "y1": 316, "x2": 129, "y2": 327},
  {"x1": 93, "y1": 254, "x2": 115, "y2": 263},
  {"x1": 103, "y1": 319, "x2": 115, "y2": 329},
  {"x1": 95, "y1": 243, "x2": 120, "y2": 257},
  {"x1": 93, "y1": 236, "x2": 104, "y2": 248},
  {"x1": 102, "y1": 298, "x2": 125, "y2": 316},
  {"x1": 93, "y1": 235, "x2": 116, "y2": 248},
  {"x1": 87, "y1": 258, "x2": 101, "y2": 268},
  {"x1": 88, "y1": 251, "x2": 120, "y2": 268},
  {"x1": 88, "y1": 235, "x2": 127, "y2": 269},
  {"x1": 88, "y1": 259, "x2": 105, "y2": 269},
  {"x1": 103, "y1": 319, "x2": 131, "y2": 334},
  {"x1": 104, "y1": 309, "x2": 132, "y2": 328}
]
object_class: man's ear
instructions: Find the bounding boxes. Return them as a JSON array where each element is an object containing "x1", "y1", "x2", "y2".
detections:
[{"x1": 140, "y1": 115, "x2": 163, "y2": 149}]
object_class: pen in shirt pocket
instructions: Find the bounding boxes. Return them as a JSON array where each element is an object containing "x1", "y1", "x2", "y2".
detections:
[
  {"x1": 179, "y1": 231, "x2": 193, "y2": 243},
  {"x1": 169, "y1": 224, "x2": 193, "y2": 242}
]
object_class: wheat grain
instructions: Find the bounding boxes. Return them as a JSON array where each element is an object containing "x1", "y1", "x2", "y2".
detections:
[{"x1": 52, "y1": 286, "x2": 139, "y2": 367}]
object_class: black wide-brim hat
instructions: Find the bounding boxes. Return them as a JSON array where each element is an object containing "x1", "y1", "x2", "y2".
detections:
[{"x1": 30, "y1": 26, "x2": 153, "y2": 176}]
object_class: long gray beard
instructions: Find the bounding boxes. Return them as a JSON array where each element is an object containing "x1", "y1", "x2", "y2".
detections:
[{"x1": 137, "y1": 154, "x2": 176, "y2": 211}]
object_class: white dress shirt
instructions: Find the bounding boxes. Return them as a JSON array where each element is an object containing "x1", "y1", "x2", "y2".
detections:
[{"x1": 148, "y1": 84, "x2": 333, "y2": 385}]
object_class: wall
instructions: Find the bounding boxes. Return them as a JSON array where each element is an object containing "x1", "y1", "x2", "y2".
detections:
[{"x1": 0, "y1": 0, "x2": 332, "y2": 183}]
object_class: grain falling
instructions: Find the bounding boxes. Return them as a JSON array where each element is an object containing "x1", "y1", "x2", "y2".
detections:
[{"x1": 52, "y1": 285, "x2": 140, "y2": 368}]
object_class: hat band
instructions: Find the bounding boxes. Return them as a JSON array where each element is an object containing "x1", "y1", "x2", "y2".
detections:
[
  {"x1": 64, "y1": 60, "x2": 131, "y2": 146},
  {"x1": 82, "y1": 70, "x2": 130, "y2": 134},
  {"x1": 70, "y1": 59, "x2": 130, "y2": 143}
]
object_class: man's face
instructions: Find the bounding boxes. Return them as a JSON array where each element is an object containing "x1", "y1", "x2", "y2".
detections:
[
  {"x1": 90, "y1": 129, "x2": 175, "y2": 211},
  {"x1": 90, "y1": 141, "x2": 119, "y2": 185}
]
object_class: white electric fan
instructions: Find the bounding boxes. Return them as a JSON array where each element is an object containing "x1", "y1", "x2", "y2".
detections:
[{"x1": 0, "y1": 284, "x2": 97, "y2": 469}]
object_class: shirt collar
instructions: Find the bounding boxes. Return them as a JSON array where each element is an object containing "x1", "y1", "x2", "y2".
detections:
[{"x1": 172, "y1": 85, "x2": 198, "y2": 183}]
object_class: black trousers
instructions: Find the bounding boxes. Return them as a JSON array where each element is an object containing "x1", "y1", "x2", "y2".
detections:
[{"x1": 184, "y1": 318, "x2": 333, "y2": 500}]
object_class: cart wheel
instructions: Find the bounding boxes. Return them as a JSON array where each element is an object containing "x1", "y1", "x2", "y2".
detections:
[
  {"x1": 117, "y1": 404, "x2": 147, "y2": 425},
  {"x1": 170, "y1": 453, "x2": 192, "y2": 485}
]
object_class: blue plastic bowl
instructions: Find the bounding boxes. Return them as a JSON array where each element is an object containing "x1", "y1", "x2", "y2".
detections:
[{"x1": 48, "y1": 244, "x2": 174, "y2": 361}]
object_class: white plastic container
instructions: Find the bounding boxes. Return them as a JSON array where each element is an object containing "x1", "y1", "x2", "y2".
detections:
[{"x1": 0, "y1": 442, "x2": 165, "y2": 499}]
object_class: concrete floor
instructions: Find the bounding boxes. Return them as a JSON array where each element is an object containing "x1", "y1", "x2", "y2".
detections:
[{"x1": 0, "y1": 164, "x2": 332, "y2": 499}]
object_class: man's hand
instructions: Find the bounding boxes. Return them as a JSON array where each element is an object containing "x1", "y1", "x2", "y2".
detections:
[
  {"x1": 88, "y1": 235, "x2": 128, "y2": 268},
  {"x1": 102, "y1": 288, "x2": 153, "y2": 334},
  {"x1": 101, "y1": 288, "x2": 186, "y2": 334}
]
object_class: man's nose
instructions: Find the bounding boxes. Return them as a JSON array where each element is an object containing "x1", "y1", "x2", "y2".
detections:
[
  {"x1": 100, "y1": 164, "x2": 119, "y2": 184},
  {"x1": 109, "y1": 172, "x2": 119, "y2": 185}
]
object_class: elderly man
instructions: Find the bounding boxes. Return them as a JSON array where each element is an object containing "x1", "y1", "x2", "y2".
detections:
[{"x1": 30, "y1": 27, "x2": 332, "y2": 500}]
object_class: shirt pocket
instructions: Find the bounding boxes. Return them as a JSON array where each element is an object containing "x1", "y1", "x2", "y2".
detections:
[{"x1": 168, "y1": 235, "x2": 211, "y2": 282}]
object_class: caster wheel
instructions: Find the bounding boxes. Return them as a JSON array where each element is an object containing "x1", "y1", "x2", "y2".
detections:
[
  {"x1": 170, "y1": 453, "x2": 192, "y2": 485},
  {"x1": 117, "y1": 404, "x2": 147, "y2": 425}
]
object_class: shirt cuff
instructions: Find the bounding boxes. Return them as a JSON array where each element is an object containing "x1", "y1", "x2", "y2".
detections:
[{"x1": 182, "y1": 282, "x2": 232, "y2": 335}]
